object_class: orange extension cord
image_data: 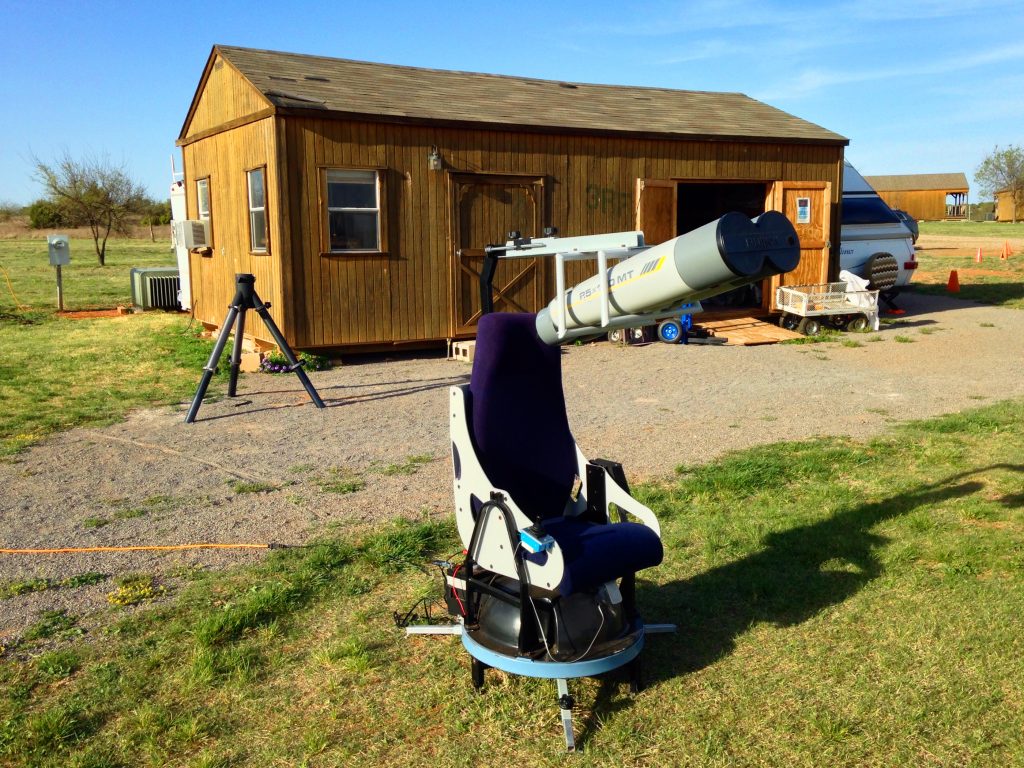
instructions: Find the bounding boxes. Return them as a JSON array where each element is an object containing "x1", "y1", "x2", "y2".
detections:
[{"x1": 0, "y1": 543, "x2": 280, "y2": 555}]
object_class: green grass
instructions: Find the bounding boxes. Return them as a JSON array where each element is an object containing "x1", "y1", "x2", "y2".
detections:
[
  {"x1": 0, "y1": 237, "x2": 222, "y2": 456},
  {"x1": 3, "y1": 402, "x2": 1024, "y2": 765},
  {"x1": 918, "y1": 221, "x2": 1024, "y2": 237},
  {"x1": 0, "y1": 237, "x2": 175, "y2": 312},
  {"x1": 912, "y1": 224, "x2": 1024, "y2": 309}
]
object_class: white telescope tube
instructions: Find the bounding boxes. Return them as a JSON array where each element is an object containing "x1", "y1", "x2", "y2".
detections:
[{"x1": 535, "y1": 211, "x2": 799, "y2": 344}]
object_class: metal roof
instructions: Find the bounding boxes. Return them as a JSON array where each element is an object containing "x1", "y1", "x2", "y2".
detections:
[
  {"x1": 863, "y1": 172, "x2": 969, "y2": 192},
  {"x1": 208, "y1": 45, "x2": 847, "y2": 145}
]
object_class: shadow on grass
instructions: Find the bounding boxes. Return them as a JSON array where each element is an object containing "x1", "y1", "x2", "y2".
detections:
[{"x1": 576, "y1": 465, "x2": 1024, "y2": 747}]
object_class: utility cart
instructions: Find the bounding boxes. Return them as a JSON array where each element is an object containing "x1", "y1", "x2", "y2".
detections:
[{"x1": 775, "y1": 281, "x2": 879, "y2": 336}]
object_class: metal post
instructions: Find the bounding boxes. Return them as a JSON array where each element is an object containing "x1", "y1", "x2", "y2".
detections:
[
  {"x1": 55, "y1": 264, "x2": 64, "y2": 312},
  {"x1": 556, "y1": 679, "x2": 575, "y2": 752}
]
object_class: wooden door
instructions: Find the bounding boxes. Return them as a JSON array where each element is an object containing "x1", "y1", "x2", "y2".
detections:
[
  {"x1": 635, "y1": 179, "x2": 676, "y2": 245},
  {"x1": 450, "y1": 174, "x2": 546, "y2": 336},
  {"x1": 764, "y1": 181, "x2": 832, "y2": 309}
]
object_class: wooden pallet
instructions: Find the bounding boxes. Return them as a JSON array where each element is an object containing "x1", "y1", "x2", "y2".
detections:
[{"x1": 693, "y1": 310, "x2": 803, "y2": 346}]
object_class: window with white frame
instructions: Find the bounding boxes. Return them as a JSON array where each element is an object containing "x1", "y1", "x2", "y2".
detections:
[
  {"x1": 196, "y1": 177, "x2": 212, "y2": 244},
  {"x1": 247, "y1": 167, "x2": 268, "y2": 253},
  {"x1": 326, "y1": 169, "x2": 380, "y2": 251}
]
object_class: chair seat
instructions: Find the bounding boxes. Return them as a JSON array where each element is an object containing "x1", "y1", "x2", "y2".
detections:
[{"x1": 541, "y1": 517, "x2": 664, "y2": 595}]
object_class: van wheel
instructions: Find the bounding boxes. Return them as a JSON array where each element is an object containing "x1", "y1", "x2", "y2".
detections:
[
  {"x1": 845, "y1": 315, "x2": 869, "y2": 332},
  {"x1": 867, "y1": 253, "x2": 899, "y2": 291}
]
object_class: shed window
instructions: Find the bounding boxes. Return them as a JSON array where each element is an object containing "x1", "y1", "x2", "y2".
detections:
[
  {"x1": 247, "y1": 167, "x2": 268, "y2": 253},
  {"x1": 326, "y1": 169, "x2": 380, "y2": 251},
  {"x1": 196, "y1": 178, "x2": 213, "y2": 244}
]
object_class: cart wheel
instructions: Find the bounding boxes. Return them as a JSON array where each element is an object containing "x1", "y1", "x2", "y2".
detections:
[
  {"x1": 780, "y1": 313, "x2": 800, "y2": 331},
  {"x1": 845, "y1": 315, "x2": 869, "y2": 332},
  {"x1": 798, "y1": 318, "x2": 822, "y2": 336},
  {"x1": 630, "y1": 327, "x2": 646, "y2": 341},
  {"x1": 657, "y1": 319, "x2": 683, "y2": 344},
  {"x1": 608, "y1": 328, "x2": 624, "y2": 344}
]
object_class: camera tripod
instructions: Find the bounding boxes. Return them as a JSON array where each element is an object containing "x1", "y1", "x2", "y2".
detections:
[{"x1": 185, "y1": 273, "x2": 325, "y2": 423}]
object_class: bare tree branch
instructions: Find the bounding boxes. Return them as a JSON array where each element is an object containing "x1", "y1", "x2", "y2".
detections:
[{"x1": 32, "y1": 152, "x2": 147, "y2": 265}]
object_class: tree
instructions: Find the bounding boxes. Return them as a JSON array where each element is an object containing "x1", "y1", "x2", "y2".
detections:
[
  {"x1": 33, "y1": 153, "x2": 147, "y2": 265},
  {"x1": 975, "y1": 144, "x2": 1024, "y2": 224}
]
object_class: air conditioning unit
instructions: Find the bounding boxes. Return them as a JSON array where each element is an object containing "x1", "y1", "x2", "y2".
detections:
[
  {"x1": 172, "y1": 219, "x2": 210, "y2": 249},
  {"x1": 130, "y1": 267, "x2": 181, "y2": 310}
]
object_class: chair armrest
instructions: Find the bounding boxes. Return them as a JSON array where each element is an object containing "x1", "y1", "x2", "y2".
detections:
[{"x1": 585, "y1": 459, "x2": 661, "y2": 538}]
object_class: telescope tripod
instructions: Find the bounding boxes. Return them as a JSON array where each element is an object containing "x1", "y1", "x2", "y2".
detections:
[{"x1": 185, "y1": 273, "x2": 325, "y2": 424}]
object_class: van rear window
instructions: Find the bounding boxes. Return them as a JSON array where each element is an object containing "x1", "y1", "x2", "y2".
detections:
[{"x1": 842, "y1": 196, "x2": 901, "y2": 225}]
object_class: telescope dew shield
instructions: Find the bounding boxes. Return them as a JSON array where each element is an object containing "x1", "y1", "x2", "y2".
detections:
[{"x1": 535, "y1": 211, "x2": 800, "y2": 344}]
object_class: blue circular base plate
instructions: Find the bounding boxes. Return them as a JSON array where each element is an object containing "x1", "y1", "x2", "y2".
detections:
[{"x1": 462, "y1": 627, "x2": 645, "y2": 679}]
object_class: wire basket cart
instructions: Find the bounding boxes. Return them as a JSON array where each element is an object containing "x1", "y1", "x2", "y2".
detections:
[{"x1": 775, "y1": 281, "x2": 879, "y2": 335}]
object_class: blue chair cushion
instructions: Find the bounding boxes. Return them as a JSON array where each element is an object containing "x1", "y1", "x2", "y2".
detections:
[{"x1": 541, "y1": 517, "x2": 664, "y2": 595}]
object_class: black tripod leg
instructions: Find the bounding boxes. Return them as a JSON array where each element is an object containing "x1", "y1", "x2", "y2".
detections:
[
  {"x1": 227, "y1": 305, "x2": 248, "y2": 398},
  {"x1": 251, "y1": 293, "x2": 326, "y2": 409},
  {"x1": 185, "y1": 304, "x2": 240, "y2": 423}
]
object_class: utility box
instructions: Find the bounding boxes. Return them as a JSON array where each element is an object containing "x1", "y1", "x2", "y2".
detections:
[
  {"x1": 47, "y1": 235, "x2": 71, "y2": 266},
  {"x1": 130, "y1": 267, "x2": 181, "y2": 310}
]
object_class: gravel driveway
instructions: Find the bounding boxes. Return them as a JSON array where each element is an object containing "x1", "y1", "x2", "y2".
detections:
[{"x1": 3, "y1": 290, "x2": 1023, "y2": 640}]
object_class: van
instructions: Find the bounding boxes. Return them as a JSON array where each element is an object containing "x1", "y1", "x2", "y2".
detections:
[{"x1": 839, "y1": 161, "x2": 917, "y2": 301}]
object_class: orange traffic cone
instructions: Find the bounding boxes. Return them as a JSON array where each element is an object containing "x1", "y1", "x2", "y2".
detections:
[
  {"x1": 947, "y1": 270, "x2": 960, "y2": 292},
  {"x1": 1002, "y1": 240, "x2": 1012, "y2": 260},
  {"x1": 975, "y1": 247, "x2": 983, "y2": 263}
]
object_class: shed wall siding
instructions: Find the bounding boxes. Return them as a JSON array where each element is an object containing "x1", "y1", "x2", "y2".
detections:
[
  {"x1": 280, "y1": 116, "x2": 843, "y2": 348},
  {"x1": 182, "y1": 117, "x2": 284, "y2": 341},
  {"x1": 875, "y1": 190, "x2": 957, "y2": 221},
  {"x1": 184, "y1": 55, "x2": 270, "y2": 141}
]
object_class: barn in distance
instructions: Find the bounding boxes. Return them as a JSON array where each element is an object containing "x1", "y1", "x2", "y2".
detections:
[{"x1": 177, "y1": 45, "x2": 849, "y2": 351}]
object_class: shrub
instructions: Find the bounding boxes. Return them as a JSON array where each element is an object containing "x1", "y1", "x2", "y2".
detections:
[
  {"x1": 26, "y1": 199, "x2": 73, "y2": 229},
  {"x1": 259, "y1": 351, "x2": 330, "y2": 374}
]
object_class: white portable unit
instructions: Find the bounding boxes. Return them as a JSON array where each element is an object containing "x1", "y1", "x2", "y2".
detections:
[{"x1": 169, "y1": 171, "x2": 193, "y2": 311}]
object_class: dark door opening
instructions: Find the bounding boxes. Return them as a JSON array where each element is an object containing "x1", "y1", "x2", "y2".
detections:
[{"x1": 677, "y1": 182, "x2": 767, "y2": 307}]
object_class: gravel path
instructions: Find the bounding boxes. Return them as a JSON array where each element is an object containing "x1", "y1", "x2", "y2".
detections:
[{"x1": 3, "y1": 290, "x2": 1023, "y2": 641}]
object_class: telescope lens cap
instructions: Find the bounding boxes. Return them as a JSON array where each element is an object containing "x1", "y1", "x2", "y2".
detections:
[{"x1": 716, "y1": 211, "x2": 800, "y2": 277}]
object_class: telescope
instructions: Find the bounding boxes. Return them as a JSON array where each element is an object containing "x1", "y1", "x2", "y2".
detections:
[
  {"x1": 416, "y1": 212, "x2": 801, "y2": 751},
  {"x1": 481, "y1": 210, "x2": 801, "y2": 344}
]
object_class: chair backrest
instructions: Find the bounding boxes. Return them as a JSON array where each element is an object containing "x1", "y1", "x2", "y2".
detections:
[{"x1": 469, "y1": 312, "x2": 577, "y2": 522}]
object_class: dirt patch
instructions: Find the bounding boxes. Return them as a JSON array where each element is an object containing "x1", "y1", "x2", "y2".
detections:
[
  {"x1": 3, "y1": 290, "x2": 1024, "y2": 640},
  {"x1": 57, "y1": 308, "x2": 131, "y2": 320}
]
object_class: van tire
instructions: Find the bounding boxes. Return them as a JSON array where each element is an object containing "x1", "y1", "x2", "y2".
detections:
[{"x1": 867, "y1": 253, "x2": 899, "y2": 291}]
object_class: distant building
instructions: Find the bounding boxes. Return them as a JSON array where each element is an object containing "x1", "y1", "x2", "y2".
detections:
[
  {"x1": 995, "y1": 189, "x2": 1023, "y2": 222},
  {"x1": 862, "y1": 173, "x2": 969, "y2": 221}
]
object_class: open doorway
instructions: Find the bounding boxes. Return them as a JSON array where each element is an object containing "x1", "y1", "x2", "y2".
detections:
[{"x1": 677, "y1": 182, "x2": 768, "y2": 306}]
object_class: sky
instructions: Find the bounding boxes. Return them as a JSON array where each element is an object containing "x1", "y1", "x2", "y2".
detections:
[{"x1": 1, "y1": 0, "x2": 1022, "y2": 204}]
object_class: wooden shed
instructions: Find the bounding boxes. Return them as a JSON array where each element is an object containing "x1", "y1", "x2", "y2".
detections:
[
  {"x1": 863, "y1": 172, "x2": 969, "y2": 221},
  {"x1": 177, "y1": 45, "x2": 848, "y2": 351},
  {"x1": 995, "y1": 189, "x2": 1023, "y2": 222}
]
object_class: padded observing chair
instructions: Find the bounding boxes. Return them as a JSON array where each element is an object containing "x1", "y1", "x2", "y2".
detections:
[{"x1": 448, "y1": 311, "x2": 666, "y2": 749}]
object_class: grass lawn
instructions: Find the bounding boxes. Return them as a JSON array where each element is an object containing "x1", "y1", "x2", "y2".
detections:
[
  {"x1": 0, "y1": 237, "x2": 219, "y2": 456},
  {"x1": 0, "y1": 237, "x2": 176, "y2": 312},
  {"x1": 912, "y1": 225, "x2": 1024, "y2": 309},
  {"x1": 918, "y1": 221, "x2": 1024, "y2": 238},
  {"x1": 2, "y1": 400, "x2": 1022, "y2": 766}
]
